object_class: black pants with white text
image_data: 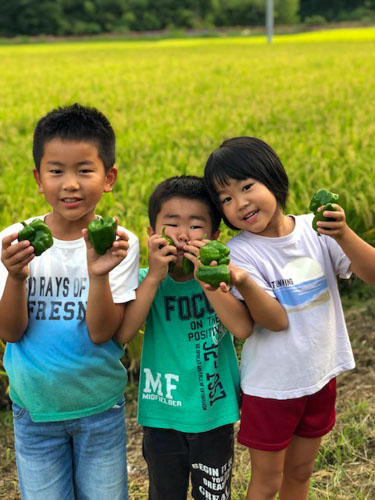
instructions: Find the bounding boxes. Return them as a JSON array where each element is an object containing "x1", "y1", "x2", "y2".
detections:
[{"x1": 143, "y1": 424, "x2": 234, "y2": 500}]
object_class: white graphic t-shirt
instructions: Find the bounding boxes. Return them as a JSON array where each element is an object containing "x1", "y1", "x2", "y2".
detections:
[{"x1": 228, "y1": 213, "x2": 355, "y2": 399}]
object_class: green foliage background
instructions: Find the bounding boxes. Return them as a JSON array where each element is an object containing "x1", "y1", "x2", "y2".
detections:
[
  {"x1": 0, "y1": 0, "x2": 300, "y2": 36},
  {"x1": 1, "y1": 28, "x2": 374, "y2": 267},
  {"x1": 2, "y1": 1, "x2": 375, "y2": 36}
]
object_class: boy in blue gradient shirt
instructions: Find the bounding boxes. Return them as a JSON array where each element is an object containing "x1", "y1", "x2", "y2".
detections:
[{"x1": 0, "y1": 103, "x2": 139, "y2": 499}]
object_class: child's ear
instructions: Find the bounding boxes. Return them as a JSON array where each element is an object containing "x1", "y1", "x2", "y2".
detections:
[
  {"x1": 33, "y1": 168, "x2": 44, "y2": 194},
  {"x1": 148, "y1": 226, "x2": 156, "y2": 237},
  {"x1": 104, "y1": 166, "x2": 118, "y2": 193},
  {"x1": 211, "y1": 230, "x2": 220, "y2": 241}
]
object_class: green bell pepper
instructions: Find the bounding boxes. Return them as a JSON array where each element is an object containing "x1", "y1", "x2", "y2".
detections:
[
  {"x1": 309, "y1": 189, "x2": 339, "y2": 234},
  {"x1": 196, "y1": 264, "x2": 230, "y2": 287},
  {"x1": 199, "y1": 240, "x2": 230, "y2": 265},
  {"x1": 161, "y1": 227, "x2": 176, "y2": 273},
  {"x1": 87, "y1": 216, "x2": 117, "y2": 255},
  {"x1": 18, "y1": 219, "x2": 53, "y2": 256},
  {"x1": 182, "y1": 255, "x2": 194, "y2": 275}
]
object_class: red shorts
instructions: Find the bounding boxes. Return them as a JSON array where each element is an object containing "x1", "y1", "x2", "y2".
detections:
[{"x1": 238, "y1": 378, "x2": 336, "y2": 451}]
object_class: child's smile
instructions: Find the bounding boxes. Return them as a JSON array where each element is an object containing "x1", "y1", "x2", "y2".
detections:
[{"x1": 217, "y1": 177, "x2": 292, "y2": 237}]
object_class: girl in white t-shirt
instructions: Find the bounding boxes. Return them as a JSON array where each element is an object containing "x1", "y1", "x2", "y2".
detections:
[{"x1": 203, "y1": 136, "x2": 375, "y2": 500}]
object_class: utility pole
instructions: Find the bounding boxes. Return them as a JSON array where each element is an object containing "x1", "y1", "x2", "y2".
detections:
[{"x1": 266, "y1": 0, "x2": 274, "y2": 44}]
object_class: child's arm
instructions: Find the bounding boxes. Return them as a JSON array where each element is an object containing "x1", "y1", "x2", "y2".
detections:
[
  {"x1": 115, "y1": 232, "x2": 177, "y2": 344},
  {"x1": 84, "y1": 227, "x2": 131, "y2": 343},
  {"x1": 0, "y1": 233, "x2": 34, "y2": 342},
  {"x1": 185, "y1": 240, "x2": 288, "y2": 333},
  {"x1": 317, "y1": 205, "x2": 375, "y2": 284},
  {"x1": 199, "y1": 280, "x2": 253, "y2": 339},
  {"x1": 230, "y1": 263, "x2": 289, "y2": 331}
]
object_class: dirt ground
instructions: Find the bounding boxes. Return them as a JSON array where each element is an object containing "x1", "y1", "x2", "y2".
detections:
[{"x1": 1, "y1": 303, "x2": 374, "y2": 499}]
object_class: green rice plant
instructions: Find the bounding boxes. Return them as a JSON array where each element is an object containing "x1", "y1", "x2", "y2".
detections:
[
  {"x1": 310, "y1": 399, "x2": 375, "y2": 498},
  {"x1": 316, "y1": 400, "x2": 373, "y2": 469},
  {"x1": 123, "y1": 331, "x2": 144, "y2": 383},
  {"x1": 1, "y1": 30, "x2": 375, "y2": 255}
]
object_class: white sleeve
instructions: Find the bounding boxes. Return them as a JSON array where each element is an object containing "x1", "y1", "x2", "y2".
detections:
[
  {"x1": 324, "y1": 235, "x2": 352, "y2": 279},
  {"x1": 228, "y1": 238, "x2": 276, "y2": 301},
  {"x1": 109, "y1": 228, "x2": 140, "y2": 303},
  {"x1": 0, "y1": 249, "x2": 8, "y2": 301}
]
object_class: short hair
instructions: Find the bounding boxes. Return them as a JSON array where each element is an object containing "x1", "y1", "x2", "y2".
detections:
[
  {"x1": 204, "y1": 136, "x2": 289, "y2": 230},
  {"x1": 148, "y1": 175, "x2": 221, "y2": 234},
  {"x1": 33, "y1": 103, "x2": 115, "y2": 172}
]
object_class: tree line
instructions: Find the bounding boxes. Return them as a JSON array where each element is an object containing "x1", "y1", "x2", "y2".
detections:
[{"x1": 0, "y1": 0, "x2": 374, "y2": 37}]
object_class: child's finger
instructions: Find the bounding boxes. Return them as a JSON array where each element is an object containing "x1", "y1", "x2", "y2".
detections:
[
  {"x1": 82, "y1": 228, "x2": 89, "y2": 241},
  {"x1": 1, "y1": 232, "x2": 19, "y2": 249},
  {"x1": 219, "y1": 282, "x2": 230, "y2": 293},
  {"x1": 166, "y1": 254, "x2": 177, "y2": 264},
  {"x1": 113, "y1": 239, "x2": 130, "y2": 253},
  {"x1": 322, "y1": 209, "x2": 344, "y2": 221},
  {"x1": 188, "y1": 239, "x2": 206, "y2": 249},
  {"x1": 3, "y1": 239, "x2": 33, "y2": 261},
  {"x1": 115, "y1": 228, "x2": 129, "y2": 243},
  {"x1": 152, "y1": 241, "x2": 177, "y2": 260},
  {"x1": 183, "y1": 243, "x2": 200, "y2": 258},
  {"x1": 3, "y1": 242, "x2": 35, "y2": 275},
  {"x1": 151, "y1": 235, "x2": 168, "y2": 250}
]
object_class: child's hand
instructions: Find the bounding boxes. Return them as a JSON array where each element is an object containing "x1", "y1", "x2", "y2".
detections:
[
  {"x1": 183, "y1": 238, "x2": 206, "y2": 272},
  {"x1": 1, "y1": 232, "x2": 34, "y2": 281},
  {"x1": 202, "y1": 262, "x2": 249, "y2": 293},
  {"x1": 83, "y1": 224, "x2": 129, "y2": 277},
  {"x1": 316, "y1": 204, "x2": 348, "y2": 239},
  {"x1": 229, "y1": 262, "x2": 250, "y2": 288},
  {"x1": 147, "y1": 232, "x2": 177, "y2": 283}
]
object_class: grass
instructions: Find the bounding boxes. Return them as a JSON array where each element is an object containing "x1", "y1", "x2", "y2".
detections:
[{"x1": 308, "y1": 399, "x2": 375, "y2": 499}]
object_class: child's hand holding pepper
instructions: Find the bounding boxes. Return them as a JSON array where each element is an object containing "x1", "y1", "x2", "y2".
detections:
[
  {"x1": 315, "y1": 204, "x2": 348, "y2": 240},
  {"x1": 148, "y1": 229, "x2": 177, "y2": 284},
  {"x1": 184, "y1": 239, "x2": 232, "y2": 292},
  {"x1": 83, "y1": 217, "x2": 130, "y2": 277},
  {"x1": 1, "y1": 232, "x2": 34, "y2": 282}
]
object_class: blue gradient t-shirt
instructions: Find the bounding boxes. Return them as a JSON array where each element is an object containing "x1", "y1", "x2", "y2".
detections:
[{"x1": 0, "y1": 215, "x2": 139, "y2": 422}]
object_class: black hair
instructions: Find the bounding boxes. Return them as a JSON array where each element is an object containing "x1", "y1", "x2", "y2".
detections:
[
  {"x1": 204, "y1": 136, "x2": 289, "y2": 230},
  {"x1": 148, "y1": 175, "x2": 221, "y2": 234},
  {"x1": 33, "y1": 103, "x2": 115, "y2": 172}
]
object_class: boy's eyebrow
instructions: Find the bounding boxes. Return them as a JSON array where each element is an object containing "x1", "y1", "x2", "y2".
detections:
[
  {"x1": 45, "y1": 160, "x2": 65, "y2": 166},
  {"x1": 45, "y1": 160, "x2": 94, "y2": 166},
  {"x1": 164, "y1": 214, "x2": 209, "y2": 222},
  {"x1": 189, "y1": 214, "x2": 209, "y2": 222}
]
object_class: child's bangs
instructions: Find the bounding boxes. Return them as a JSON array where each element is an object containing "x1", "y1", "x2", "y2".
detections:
[{"x1": 206, "y1": 155, "x2": 250, "y2": 194}]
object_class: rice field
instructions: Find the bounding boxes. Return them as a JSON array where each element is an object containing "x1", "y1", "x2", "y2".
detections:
[{"x1": 0, "y1": 28, "x2": 374, "y2": 264}]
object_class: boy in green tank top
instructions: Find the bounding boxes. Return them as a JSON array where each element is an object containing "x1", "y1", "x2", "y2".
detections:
[{"x1": 117, "y1": 176, "x2": 253, "y2": 499}]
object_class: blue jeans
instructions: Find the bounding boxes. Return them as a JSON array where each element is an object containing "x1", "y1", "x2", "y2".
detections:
[{"x1": 12, "y1": 398, "x2": 128, "y2": 500}]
